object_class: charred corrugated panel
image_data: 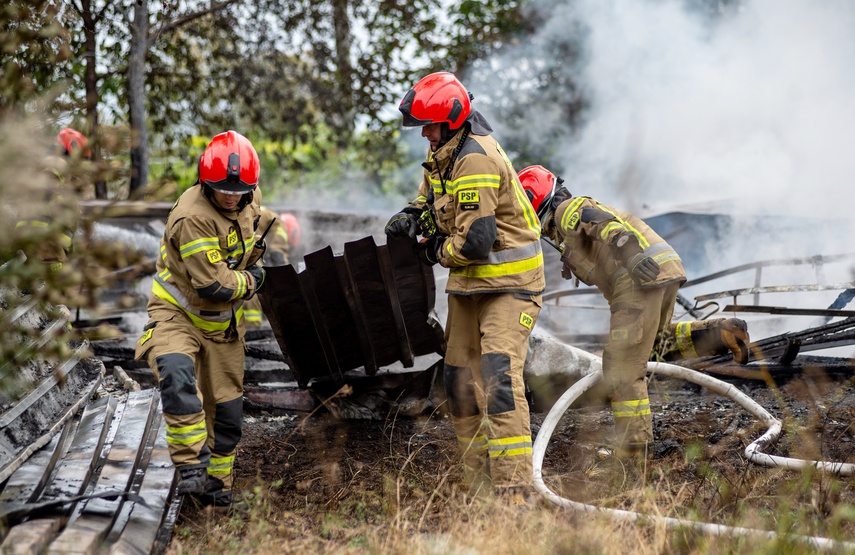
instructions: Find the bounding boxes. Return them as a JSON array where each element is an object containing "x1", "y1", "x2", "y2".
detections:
[
  {"x1": 0, "y1": 390, "x2": 176, "y2": 555},
  {"x1": 261, "y1": 236, "x2": 443, "y2": 387}
]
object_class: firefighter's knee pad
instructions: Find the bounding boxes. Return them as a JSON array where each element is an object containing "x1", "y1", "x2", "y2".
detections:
[
  {"x1": 155, "y1": 353, "x2": 202, "y2": 415},
  {"x1": 443, "y1": 363, "x2": 479, "y2": 418},
  {"x1": 213, "y1": 397, "x2": 244, "y2": 453},
  {"x1": 480, "y1": 353, "x2": 515, "y2": 415}
]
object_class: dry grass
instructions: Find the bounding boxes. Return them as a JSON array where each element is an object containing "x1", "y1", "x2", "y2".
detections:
[{"x1": 168, "y1": 386, "x2": 855, "y2": 555}]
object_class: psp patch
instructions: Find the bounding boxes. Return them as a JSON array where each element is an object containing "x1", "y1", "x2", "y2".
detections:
[
  {"x1": 567, "y1": 211, "x2": 581, "y2": 230},
  {"x1": 139, "y1": 328, "x2": 153, "y2": 345},
  {"x1": 227, "y1": 229, "x2": 238, "y2": 247},
  {"x1": 206, "y1": 249, "x2": 223, "y2": 264},
  {"x1": 458, "y1": 190, "x2": 479, "y2": 203},
  {"x1": 519, "y1": 312, "x2": 534, "y2": 330}
]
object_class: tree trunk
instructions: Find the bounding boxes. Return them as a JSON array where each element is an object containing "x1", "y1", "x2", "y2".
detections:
[
  {"x1": 81, "y1": 0, "x2": 106, "y2": 198},
  {"x1": 128, "y1": 0, "x2": 149, "y2": 198},
  {"x1": 331, "y1": 0, "x2": 354, "y2": 148}
]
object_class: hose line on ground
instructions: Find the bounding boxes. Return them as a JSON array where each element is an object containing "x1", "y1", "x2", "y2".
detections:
[{"x1": 531, "y1": 354, "x2": 855, "y2": 551}]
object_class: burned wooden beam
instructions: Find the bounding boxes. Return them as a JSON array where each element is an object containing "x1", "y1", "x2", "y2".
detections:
[{"x1": 260, "y1": 236, "x2": 444, "y2": 388}]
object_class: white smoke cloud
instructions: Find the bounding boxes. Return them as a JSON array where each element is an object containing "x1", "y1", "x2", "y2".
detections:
[{"x1": 530, "y1": 0, "x2": 855, "y2": 218}]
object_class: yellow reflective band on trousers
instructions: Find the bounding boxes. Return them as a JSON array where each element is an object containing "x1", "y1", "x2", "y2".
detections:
[
  {"x1": 428, "y1": 173, "x2": 500, "y2": 196},
  {"x1": 457, "y1": 434, "x2": 488, "y2": 453},
  {"x1": 152, "y1": 276, "x2": 243, "y2": 333},
  {"x1": 179, "y1": 236, "x2": 220, "y2": 259},
  {"x1": 676, "y1": 321, "x2": 697, "y2": 358},
  {"x1": 449, "y1": 250, "x2": 543, "y2": 279},
  {"x1": 487, "y1": 435, "x2": 533, "y2": 459},
  {"x1": 166, "y1": 420, "x2": 207, "y2": 446},
  {"x1": 208, "y1": 455, "x2": 235, "y2": 476},
  {"x1": 611, "y1": 398, "x2": 651, "y2": 418}
]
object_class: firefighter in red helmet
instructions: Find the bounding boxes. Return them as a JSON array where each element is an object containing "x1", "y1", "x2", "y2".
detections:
[
  {"x1": 518, "y1": 165, "x2": 750, "y2": 457},
  {"x1": 57, "y1": 127, "x2": 91, "y2": 158},
  {"x1": 135, "y1": 130, "x2": 265, "y2": 508},
  {"x1": 386, "y1": 72, "x2": 545, "y2": 506}
]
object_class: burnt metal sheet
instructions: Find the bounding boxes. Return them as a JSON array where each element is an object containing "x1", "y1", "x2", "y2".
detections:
[
  {"x1": 0, "y1": 389, "x2": 177, "y2": 555},
  {"x1": 260, "y1": 236, "x2": 443, "y2": 387}
]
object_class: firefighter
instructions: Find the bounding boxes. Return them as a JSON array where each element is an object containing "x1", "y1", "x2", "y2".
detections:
[
  {"x1": 518, "y1": 165, "x2": 750, "y2": 457},
  {"x1": 385, "y1": 72, "x2": 545, "y2": 504},
  {"x1": 279, "y1": 212, "x2": 302, "y2": 260},
  {"x1": 134, "y1": 130, "x2": 265, "y2": 507},
  {"x1": 244, "y1": 206, "x2": 291, "y2": 328},
  {"x1": 13, "y1": 128, "x2": 85, "y2": 276}
]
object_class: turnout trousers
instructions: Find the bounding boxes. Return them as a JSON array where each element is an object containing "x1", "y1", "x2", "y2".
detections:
[
  {"x1": 135, "y1": 311, "x2": 245, "y2": 489},
  {"x1": 604, "y1": 281, "x2": 681, "y2": 451},
  {"x1": 443, "y1": 292, "x2": 541, "y2": 490}
]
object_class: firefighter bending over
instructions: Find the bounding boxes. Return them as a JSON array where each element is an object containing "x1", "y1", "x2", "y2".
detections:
[
  {"x1": 519, "y1": 165, "x2": 750, "y2": 458},
  {"x1": 135, "y1": 131, "x2": 265, "y2": 508},
  {"x1": 385, "y1": 72, "x2": 545, "y2": 506}
]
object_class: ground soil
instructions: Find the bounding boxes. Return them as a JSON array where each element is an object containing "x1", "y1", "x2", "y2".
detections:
[{"x1": 169, "y1": 367, "x2": 855, "y2": 553}]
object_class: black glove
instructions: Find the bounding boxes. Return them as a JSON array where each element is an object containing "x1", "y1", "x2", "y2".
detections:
[
  {"x1": 612, "y1": 232, "x2": 660, "y2": 284},
  {"x1": 246, "y1": 264, "x2": 266, "y2": 295},
  {"x1": 385, "y1": 207, "x2": 421, "y2": 240},
  {"x1": 414, "y1": 237, "x2": 441, "y2": 267},
  {"x1": 626, "y1": 253, "x2": 660, "y2": 283}
]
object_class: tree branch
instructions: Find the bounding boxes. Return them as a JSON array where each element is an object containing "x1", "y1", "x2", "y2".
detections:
[{"x1": 147, "y1": 0, "x2": 240, "y2": 47}]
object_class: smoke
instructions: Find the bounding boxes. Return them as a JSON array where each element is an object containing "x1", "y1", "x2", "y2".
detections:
[{"x1": 477, "y1": 0, "x2": 855, "y2": 220}]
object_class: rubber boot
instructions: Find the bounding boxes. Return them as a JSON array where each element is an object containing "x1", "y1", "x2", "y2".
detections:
[{"x1": 175, "y1": 467, "x2": 208, "y2": 496}]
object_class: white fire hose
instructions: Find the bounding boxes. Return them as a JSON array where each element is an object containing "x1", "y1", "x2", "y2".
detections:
[{"x1": 531, "y1": 355, "x2": 855, "y2": 551}]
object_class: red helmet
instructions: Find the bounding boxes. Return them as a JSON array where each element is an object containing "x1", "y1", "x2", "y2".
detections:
[
  {"x1": 518, "y1": 165, "x2": 558, "y2": 220},
  {"x1": 198, "y1": 130, "x2": 259, "y2": 194},
  {"x1": 279, "y1": 213, "x2": 301, "y2": 249},
  {"x1": 399, "y1": 72, "x2": 471, "y2": 129},
  {"x1": 57, "y1": 127, "x2": 91, "y2": 157}
]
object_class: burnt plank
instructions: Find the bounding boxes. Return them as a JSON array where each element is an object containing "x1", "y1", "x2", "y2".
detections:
[
  {"x1": 304, "y1": 247, "x2": 365, "y2": 371},
  {"x1": 260, "y1": 264, "x2": 326, "y2": 387},
  {"x1": 343, "y1": 237, "x2": 402, "y2": 370},
  {"x1": 377, "y1": 245, "x2": 414, "y2": 367},
  {"x1": 386, "y1": 237, "x2": 441, "y2": 356},
  {"x1": 335, "y1": 256, "x2": 378, "y2": 375}
]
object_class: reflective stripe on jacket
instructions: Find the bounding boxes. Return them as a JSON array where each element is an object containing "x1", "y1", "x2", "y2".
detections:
[
  {"x1": 414, "y1": 130, "x2": 545, "y2": 296},
  {"x1": 146, "y1": 185, "x2": 262, "y2": 340},
  {"x1": 547, "y1": 196, "x2": 685, "y2": 299}
]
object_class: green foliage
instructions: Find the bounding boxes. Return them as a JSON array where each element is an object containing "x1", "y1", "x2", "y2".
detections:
[{"x1": 0, "y1": 0, "x2": 72, "y2": 114}]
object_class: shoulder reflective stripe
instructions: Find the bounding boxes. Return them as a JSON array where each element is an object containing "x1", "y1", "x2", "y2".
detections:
[
  {"x1": 180, "y1": 237, "x2": 220, "y2": 259},
  {"x1": 594, "y1": 202, "x2": 651, "y2": 249},
  {"x1": 160, "y1": 244, "x2": 167, "y2": 260},
  {"x1": 559, "y1": 197, "x2": 588, "y2": 231},
  {"x1": 415, "y1": 195, "x2": 427, "y2": 203},
  {"x1": 429, "y1": 173, "x2": 501, "y2": 195},
  {"x1": 511, "y1": 177, "x2": 540, "y2": 232},
  {"x1": 275, "y1": 227, "x2": 288, "y2": 242},
  {"x1": 676, "y1": 321, "x2": 697, "y2": 358},
  {"x1": 450, "y1": 251, "x2": 543, "y2": 279},
  {"x1": 16, "y1": 220, "x2": 49, "y2": 228}
]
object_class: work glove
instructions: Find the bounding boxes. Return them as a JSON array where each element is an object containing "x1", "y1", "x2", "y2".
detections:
[
  {"x1": 246, "y1": 264, "x2": 266, "y2": 295},
  {"x1": 385, "y1": 207, "x2": 421, "y2": 240},
  {"x1": 612, "y1": 232, "x2": 660, "y2": 284},
  {"x1": 414, "y1": 237, "x2": 441, "y2": 267}
]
